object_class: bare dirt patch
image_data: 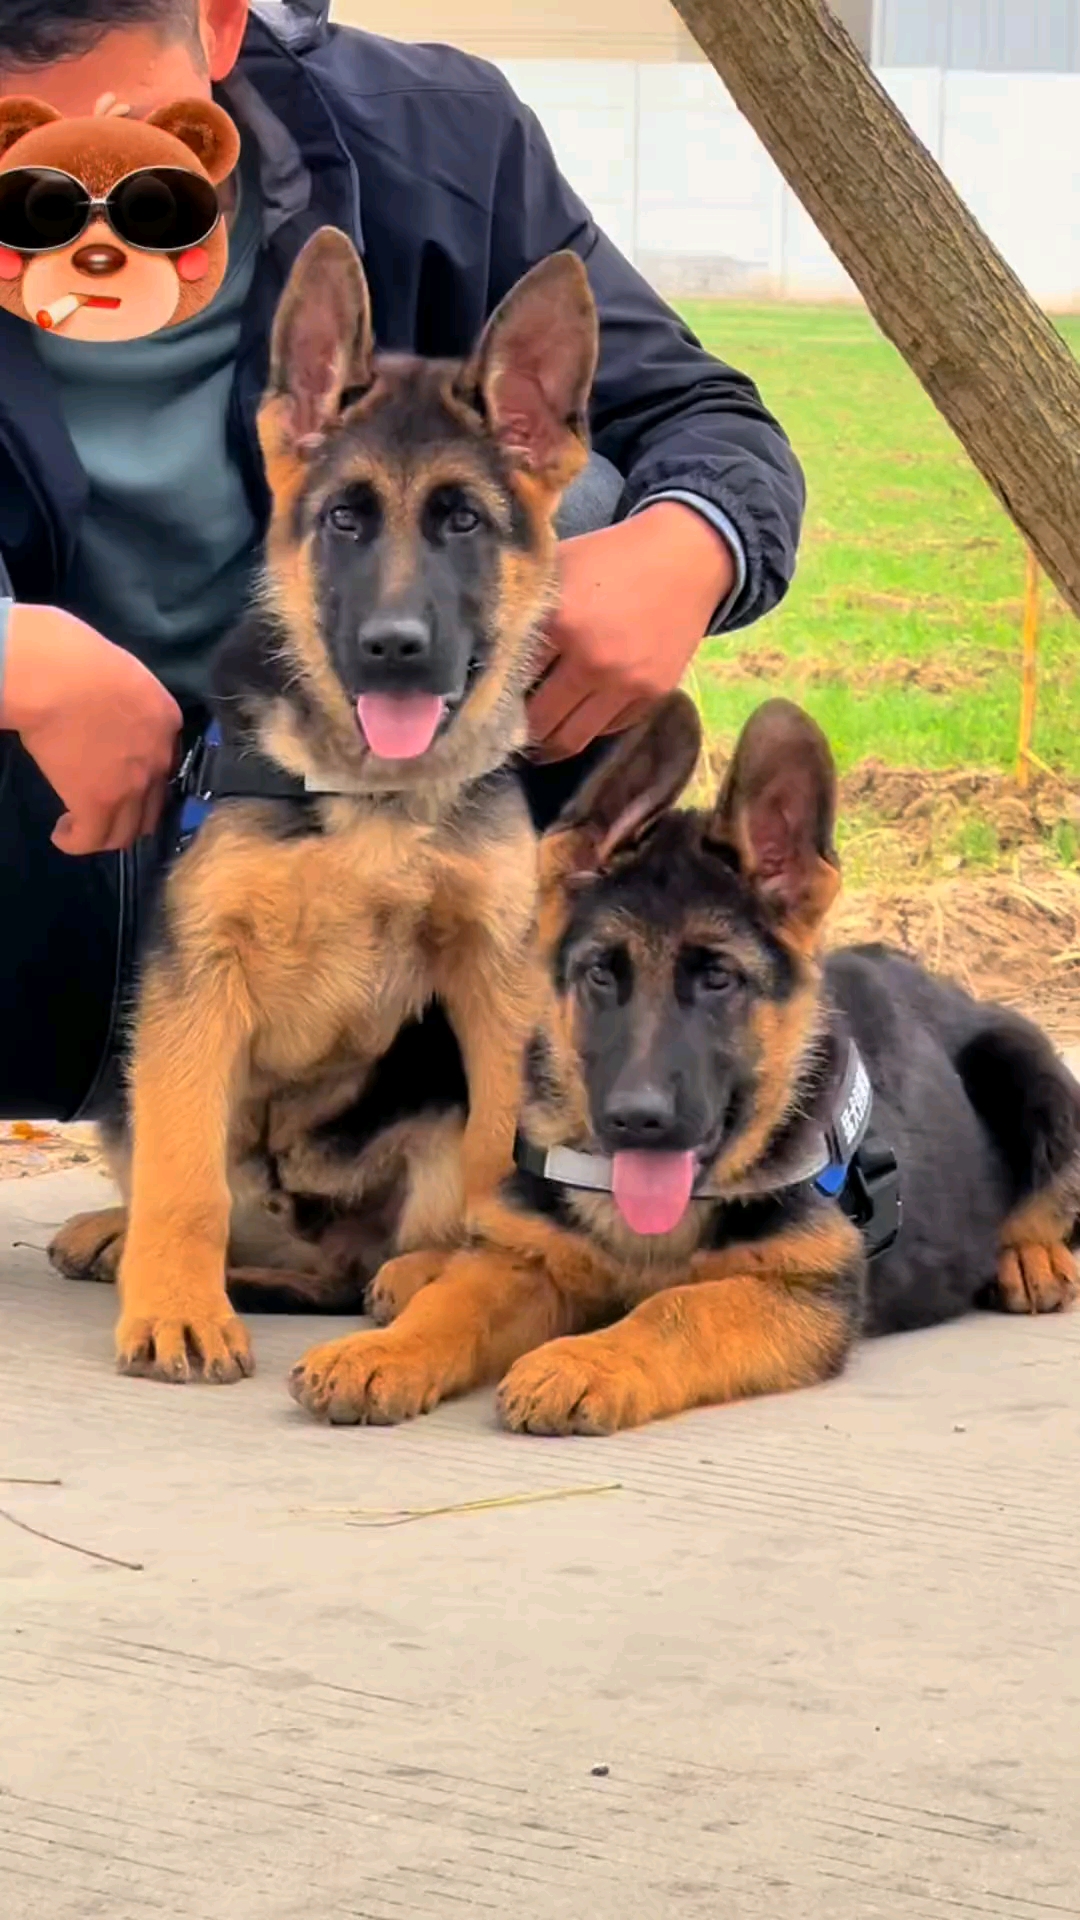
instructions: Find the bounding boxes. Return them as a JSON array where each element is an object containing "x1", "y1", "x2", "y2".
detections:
[
  {"x1": 705, "y1": 645, "x2": 996, "y2": 695},
  {"x1": 690, "y1": 751, "x2": 1080, "y2": 1046},
  {"x1": 831, "y1": 865, "x2": 1080, "y2": 1047}
]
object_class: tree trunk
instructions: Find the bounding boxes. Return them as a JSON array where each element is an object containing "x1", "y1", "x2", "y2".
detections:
[{"x1": 668, "y1": 0, "x2": 1080, "y2": 622}]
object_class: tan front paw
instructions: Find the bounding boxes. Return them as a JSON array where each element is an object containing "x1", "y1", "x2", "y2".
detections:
[
  {"x1": 996, "y1": 1242, "x2": 1076, "y2": 1315},
  {"x1": 496, "y1": 1338, "x2": 654, "y2": 1436},
  {"x1": 366, "y1": 1247, "x2": 451, "y2": 1326},
  {"x1": 48, "y1": 1207, "x2": 127, "y2": 1283},
  {"x1": 289, "y1": 1331, "x2": 446, "y2": 1425},
  {"x1": 115, "y1": 1298, "x2": 254, "y2": 1384}
]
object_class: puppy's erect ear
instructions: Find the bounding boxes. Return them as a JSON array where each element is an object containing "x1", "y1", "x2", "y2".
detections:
[
  {"x1": 0, "y1": 97, "x2": 62, "y2": 161},
  {"x1": 554, "y1": 690, "x2": 702, "y2": 873},
  {"x1": 707, "y1": 699, "x2": 840, "y2": 946},
  {"x1": 145, "y1": 98, "x2": 240, "y2": 185},
  {"x1": 471, "y1": 251, "x2": 598, "y2": 482},
  {"x1": 264, "y1": 226, "x2": 374, "y2": 455}
]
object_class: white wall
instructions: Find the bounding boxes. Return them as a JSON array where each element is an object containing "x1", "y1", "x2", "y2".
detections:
[{"x1": 496, "y1": 61, "x2": 1080, "y2": 309}]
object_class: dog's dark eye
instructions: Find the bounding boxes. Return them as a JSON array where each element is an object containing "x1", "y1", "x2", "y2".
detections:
[
  {"x1": 425, "y1": 486, "x2": 485, "y2": 541},
  {"x1": 699, "y1": 959, "x2": 737, "y2": 996},
  {"x1": 584, "y1": 958, "x2": 617, "y2": 992},
  {"x1": 325, "y1": 486, "x2": 379, "y2": 538}
]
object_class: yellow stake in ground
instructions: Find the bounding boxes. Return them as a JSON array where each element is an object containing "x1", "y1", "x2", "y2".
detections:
[{"x1": 1016, "y1": 547, "x2": 1043, "y2": 792}]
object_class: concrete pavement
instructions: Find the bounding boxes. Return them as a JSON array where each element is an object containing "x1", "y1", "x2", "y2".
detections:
[{"x1": 2, "y1": 1164, "x2": 1080, "y2": 1920}]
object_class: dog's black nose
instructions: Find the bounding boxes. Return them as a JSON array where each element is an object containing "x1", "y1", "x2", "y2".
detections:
[
  {"x1": 603, "y1": 1084, "x2": 679, "y2": 1146},
  {"x1": 356, "y1": 616, "x2": 432, "y2": 668}
]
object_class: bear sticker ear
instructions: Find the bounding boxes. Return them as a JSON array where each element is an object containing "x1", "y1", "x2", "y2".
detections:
[
  {"x1": 0, "y1": 97, "x2": 62, "y2": 161},
  {"x1": 145, "y1": 98, "x2": 240, "y2": 185}
]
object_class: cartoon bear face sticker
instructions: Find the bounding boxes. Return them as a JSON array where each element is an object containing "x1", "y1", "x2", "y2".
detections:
[{"x1": 0, "y1": 95, "x2": 240, "y2": 342}]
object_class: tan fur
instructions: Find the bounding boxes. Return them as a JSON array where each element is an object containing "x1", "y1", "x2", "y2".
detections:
[
  {"x1": 253, "y1": 427, "x2": 559, "y2": 808},
  {"x1": 709, "y1": 974, "x2": 827, "y2": 1191},
  {"x1": 30, "y1": 233, "x2": 607, "y2": 1381},
  {"x1": 496, "y1": 1273, "x2": 849, "y2": 1436},
  {"x1": 103, "y1": 234, "x2": 599, "y2": 1385},
  {"x1": 114, "y1": 783, "x2": 542, "y2": 1379},
  {"x1": 288, "y1": 1247, "x2": 574, "y2": 1424},
  {"x1": 286, "y1": 693, "x2": 864, "y2": 1431},
  {"x1": 995, "y1": 1192, "x2": 1078, "y2": 1313},
  {"x1": 287, "y1": 1203, "x2": 859, "y2": 1428}
]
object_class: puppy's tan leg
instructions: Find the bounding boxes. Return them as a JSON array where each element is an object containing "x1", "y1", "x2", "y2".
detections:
[
  {"x1": 366, "y1": 1246, "x2": 453, "y2": 1326},
  {"x1": 441, "y1": 962, "x2": 535, "y2": 1204},
  {"x1": 289, "y1": 1248, "x2": 576, "y2": 1424},
  {"x1": 994, "y1": 1243, "x2": 1076, "y2": 1314},
  {"x1": 116, "y1": 958, "x2": 255, "y2": 1384},
  {"x1": 497, "y1": 1274, "x2": 852, "y2": 1436},
  {"x1": 48, "y1": 1208, "x2": 128, "y2": 1284},
  {"x1": 48, "y1": 1124, "x2": 131, "y2": 1282},
  {"x1": 994, "y1": 1196, "x2": 1077, "y2": 1314}
]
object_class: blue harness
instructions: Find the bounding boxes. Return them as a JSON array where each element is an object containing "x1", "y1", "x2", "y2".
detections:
[{"x1": 174, "y1": 720, "x2": 314, "y2": 853}]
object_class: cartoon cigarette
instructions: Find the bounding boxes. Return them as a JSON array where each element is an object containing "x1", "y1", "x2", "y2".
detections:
[{"x1": 35, "y1": 293, "x2": 87, "y2": 330}]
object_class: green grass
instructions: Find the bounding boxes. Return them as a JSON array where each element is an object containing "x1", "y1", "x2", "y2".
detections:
[{"x1": 675, "y1": 302, "x2": 1080, "y2": 782}]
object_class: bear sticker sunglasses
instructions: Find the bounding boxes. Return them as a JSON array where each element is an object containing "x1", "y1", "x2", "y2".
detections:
[
  {"x1": 0, "y1": 164, "x2": 221, "y2": 256},
  {"x1": 0, "y1": 94, "x2": 239, "y2": 342}
]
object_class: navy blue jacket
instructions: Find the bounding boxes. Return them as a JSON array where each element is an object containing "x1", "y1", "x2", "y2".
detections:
[{"x1": 0, "y1": 2, "x2": 804, "y2": 632}]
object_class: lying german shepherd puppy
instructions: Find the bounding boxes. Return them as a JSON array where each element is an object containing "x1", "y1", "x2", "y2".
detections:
[
  {"x1": 49, "y1": 225, "x2": 598, "y2": 1384},
  {"x1": 288, "y1": 692, "x2": 1080, "y2": 1431}
]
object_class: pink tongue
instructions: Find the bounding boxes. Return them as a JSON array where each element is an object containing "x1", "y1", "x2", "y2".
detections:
[
  {"x1": 356, "y1": 693, "x2": 444, "y2": 760},
  {"x1": 611, "y1": 1151, "x2": 696, "y2": 1236}
]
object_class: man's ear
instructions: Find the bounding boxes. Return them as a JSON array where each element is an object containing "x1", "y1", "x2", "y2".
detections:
[
  {"x1": 706, "y1": 699, "x2": 840, "y2": 946},
  {"x1": 0, "y1": 97, "x2": 62, "y2": 161},
  {"x1": 263, "y1": 225, "x2": 374, "y2": 455},
  {"x1": 553, "y1": 690, "x2": 702, "y2": 873},
  {"x1": 145, "y1": 98, "x2": 240, "y2": 185},
  {"x1": 469, "y1": 251, "x2": 598, "y2": 484}
]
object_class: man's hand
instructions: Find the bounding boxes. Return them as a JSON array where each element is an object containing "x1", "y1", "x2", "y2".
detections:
[
  {"x1": 527, "y1": 501, "x2": 736, "y2": 762},
  {"x1": 3, "y1": 606, "x2": 182, "y2": 855}
]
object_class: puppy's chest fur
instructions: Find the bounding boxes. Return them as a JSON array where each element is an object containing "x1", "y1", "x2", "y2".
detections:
[
  {"x1": 168, "y1": 784, "x2": 537, "y2": 1101},
  {"x1": 566, "y1": 1190, "x2": 713, "y2": 1306}
]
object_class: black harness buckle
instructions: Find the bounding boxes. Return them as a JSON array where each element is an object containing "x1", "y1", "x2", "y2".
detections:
[
  {"x1": 839, "y1": 1132, "x2": 902, "y2": 1259},
  {"x1": 170, "y1": 722, "x2": 312, "y2": 855},
  {"x1": 172, "y1": 729, "x2": 217, "y2": 854}
]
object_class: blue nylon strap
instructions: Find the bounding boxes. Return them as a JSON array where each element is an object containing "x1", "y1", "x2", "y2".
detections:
[
  {"x1": 813, "y1": 1160, "x2": 849, "y2": 1197},
  {"x1": 175, "y1": 719, "x2": 223, "y2": 848}
]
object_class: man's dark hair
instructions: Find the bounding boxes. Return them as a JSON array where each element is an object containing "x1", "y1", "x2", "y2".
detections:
[{"x1": 0, "y1": 0, "x2": 201, "y2": 70}]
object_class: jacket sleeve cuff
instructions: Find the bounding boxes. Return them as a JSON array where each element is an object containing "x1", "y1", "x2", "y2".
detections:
[
  {"x1": 627, "y1": 491, "x2": 748, "y2": 635},
  {"x1": 0, "y1": 599, "x2": 11, "y2": 710}
]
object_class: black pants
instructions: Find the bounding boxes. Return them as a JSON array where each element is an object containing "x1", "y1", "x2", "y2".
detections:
[{"x1": 0, "y1": 729, "x2": 607, "y2": 1123}]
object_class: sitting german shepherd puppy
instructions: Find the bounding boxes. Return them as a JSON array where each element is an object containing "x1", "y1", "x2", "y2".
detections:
[
  {"x1": 288, "y1": 692, "x2": 1080, "y2": 1431},
  {"x1": 49, "y1": 225, "x2": 598, "y2": 1384}
]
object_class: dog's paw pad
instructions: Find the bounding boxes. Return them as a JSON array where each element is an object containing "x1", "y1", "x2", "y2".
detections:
[
  {"x1": 995, "y1": 1242, "x2": 1076, "y2": 1315},
  {"x1": 289, "y1": 1333, "x2": 443, "y2": 1424},
  {"x1": 115, "y1": 1309, "x2": 254, "y2": 1383},
  {"x1": 497, "y1": 1342, "x2": 642, "y2": 1436}
]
